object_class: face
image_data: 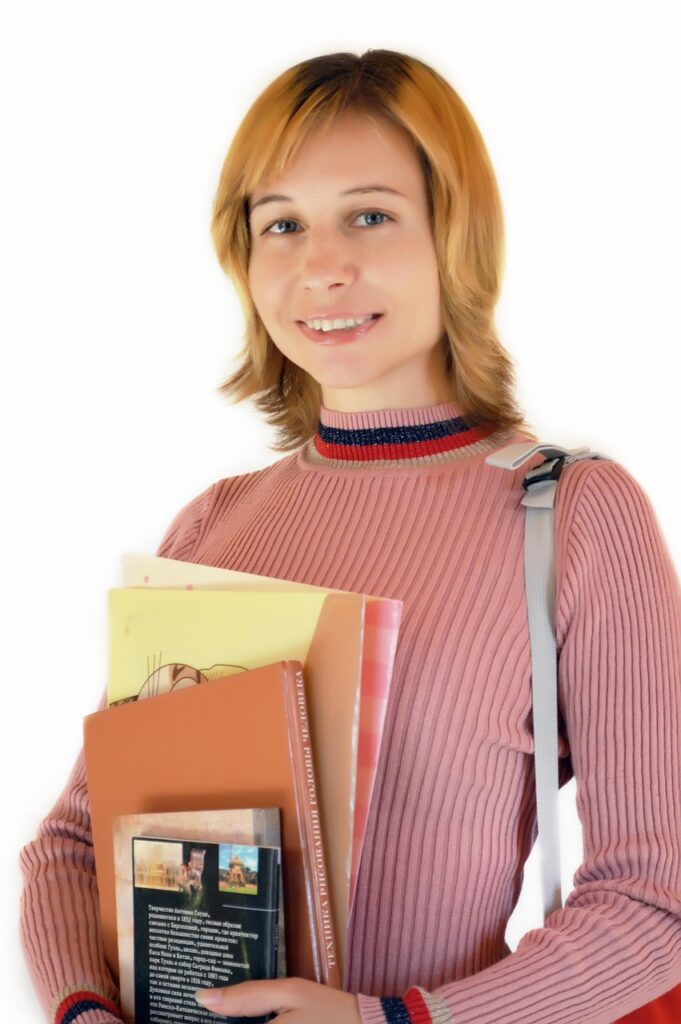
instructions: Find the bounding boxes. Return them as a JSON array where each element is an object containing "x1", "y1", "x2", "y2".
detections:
[{"x1": 246, "y1": 110, "x2": 450, "y2": 412}]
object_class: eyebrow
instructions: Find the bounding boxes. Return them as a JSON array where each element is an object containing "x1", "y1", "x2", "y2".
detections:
[{"x1": 249, "y1": 184, "x2": 407, "y2": 213}]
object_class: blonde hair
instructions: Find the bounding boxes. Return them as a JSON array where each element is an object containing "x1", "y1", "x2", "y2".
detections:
[{"x1": 210, "y1": 49, "x2": 538, "y2": 452}]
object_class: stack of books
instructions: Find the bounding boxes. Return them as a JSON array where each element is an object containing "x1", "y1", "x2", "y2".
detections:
[{"x1": 83, "y1": 553, "x2": 403, "y2": 1024}]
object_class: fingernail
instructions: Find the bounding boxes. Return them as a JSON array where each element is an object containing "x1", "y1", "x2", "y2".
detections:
[{"x1": 195, "y1": 989, "x2": 220, "y2": 1007}]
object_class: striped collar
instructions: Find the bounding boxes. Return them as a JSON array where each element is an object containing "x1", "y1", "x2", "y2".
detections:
[{"x1": 305, "y1": 401, "x2": 508, "y2": 467}]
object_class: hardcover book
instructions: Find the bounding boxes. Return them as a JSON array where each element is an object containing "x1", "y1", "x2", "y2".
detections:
[
  {"x1": 113, "y1": 807, "x2": 286, "y2": 1023},
  {"x1": 84, "y1": 660, "x2": 339, "y2": 988}
]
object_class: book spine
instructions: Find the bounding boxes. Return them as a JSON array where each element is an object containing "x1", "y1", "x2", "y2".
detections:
[
  {"x1": 266, "y1": 849, "x2": 280, "y2": 981},
  {"x1": 283, "y1": 661, "x2": 341, "y2": 989}
]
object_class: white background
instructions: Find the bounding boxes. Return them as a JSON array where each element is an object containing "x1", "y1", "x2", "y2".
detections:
[{"x1": 3, "y1": 1, "x2": 679, "y2": 1018}]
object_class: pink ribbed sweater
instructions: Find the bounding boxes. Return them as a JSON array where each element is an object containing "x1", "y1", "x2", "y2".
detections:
[{"x1": 19, "y1": 401, "x2": 681, "y2": 1024}]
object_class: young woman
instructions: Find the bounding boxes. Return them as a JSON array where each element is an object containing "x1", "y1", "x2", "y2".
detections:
[{"x1": 20, "y1": 49, "x2": 681, "y2": 1024}]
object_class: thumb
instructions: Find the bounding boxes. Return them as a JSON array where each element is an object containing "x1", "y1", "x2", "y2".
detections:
[{"x1": 195, "y1": 978, "x2": 290, "y2": 1016}]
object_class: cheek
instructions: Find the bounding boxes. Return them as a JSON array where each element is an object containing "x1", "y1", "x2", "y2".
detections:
[
  {"x1": 382, "y1": 233, "x2": 438, "y2": 290},
  {"x1": 247, "y1": 249, "x2": 274, "y2": 299},
  {"x1": 248, "y1": 259, "x2": 288, "y2": 317},
  {"x1": 246, "y1": 261, "x2": 265, "y2": 307},
  {"x1": 410, "y1": 250, "x2": 442, "y2": 316}
]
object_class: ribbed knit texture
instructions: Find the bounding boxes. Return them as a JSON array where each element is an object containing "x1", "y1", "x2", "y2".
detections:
[
  {"x1": 19, "y1": 401, "x2": 681, "y2": 1024},
  {"x1": 306, "y1": 401, "x2": 509, "y2": 465}
]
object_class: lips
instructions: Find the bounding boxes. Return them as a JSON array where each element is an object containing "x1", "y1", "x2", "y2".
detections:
[{"x1": 296, "y1": 313, "x2": 384, "y2": 345}]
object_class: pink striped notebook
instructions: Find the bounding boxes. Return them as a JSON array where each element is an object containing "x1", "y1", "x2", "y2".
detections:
[{"x1": 351, "y1": 597, "x2": 402, "y2": 907}]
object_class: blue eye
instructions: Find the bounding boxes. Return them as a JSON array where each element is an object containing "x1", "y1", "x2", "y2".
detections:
[
  {"x1": 262, "y1": 209, "x2": 392, "y2": 235},
  {"x1": 264, "y1": 219, "x2": 296, "y2": 235},
  {"x1": 355, "y1": 210, "x2": 391, "y2": 228}
]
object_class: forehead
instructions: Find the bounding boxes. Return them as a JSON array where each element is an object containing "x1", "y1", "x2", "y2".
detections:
[{"x1": 249, "y1": 114, "x2": 424, "y2": 208}]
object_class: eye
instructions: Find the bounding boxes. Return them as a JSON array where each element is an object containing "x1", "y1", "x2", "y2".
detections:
[
  {"x1": 356, "y1": 210, "x2": 392, "y2": 228},
  {"x1": 262, "y1": 218, "x2": 297, "y2": 236},
  {"x1": 260, "y1": 209, "x2": 393, "y2": 236}
]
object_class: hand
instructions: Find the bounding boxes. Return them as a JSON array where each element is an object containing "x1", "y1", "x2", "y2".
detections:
[{"x1": 194, "y1": 976, "x2": 363, "y2": 1022}]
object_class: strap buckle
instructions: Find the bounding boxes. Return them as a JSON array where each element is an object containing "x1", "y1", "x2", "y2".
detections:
[{"x1": 522, "y1": 455, "x2": 567, "y2": 491}]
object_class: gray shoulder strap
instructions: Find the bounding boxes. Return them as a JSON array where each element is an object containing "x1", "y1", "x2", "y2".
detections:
[{"x1": 485, "y1": 440, "x2": 613, "y2": 922}]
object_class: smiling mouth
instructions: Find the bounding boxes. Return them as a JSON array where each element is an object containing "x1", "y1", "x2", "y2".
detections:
[
  {"x1": 296, "y1": 313, "x2": 384, "y2": 344},
  {"x1": 296, "y1": 314, "x2": 382, "y2": 326}
]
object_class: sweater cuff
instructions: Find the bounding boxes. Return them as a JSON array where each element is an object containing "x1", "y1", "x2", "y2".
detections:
[
  {"x1": 357, "y1": 986, "x2": 456, "y2": 1023},
  {"x1": 53, "y1": 989, "x2": 122, "y2": 1024}
]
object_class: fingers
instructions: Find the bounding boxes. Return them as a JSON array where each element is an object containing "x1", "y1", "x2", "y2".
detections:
[{"x1": 195, "y1": 978, "x2": 298, "y2": 1016}]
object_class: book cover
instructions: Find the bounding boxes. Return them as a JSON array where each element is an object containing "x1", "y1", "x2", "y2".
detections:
[
  {"x1": 84, "y1": 660, "x2": 340, "y2": 987},
  {"x1": 113, "y1": 807, "x2": 286, "y2": 1023},
  {"x1": 131, "y1": 834, "x2": 279, "y2": 1024},
  {"x1": 107, "y1": 587, "x2": 334, "y2": 708}
]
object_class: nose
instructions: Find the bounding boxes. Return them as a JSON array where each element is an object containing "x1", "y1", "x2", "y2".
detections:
[{"x1": 299, "y1": 230, "x2": 357, "y2": 290}]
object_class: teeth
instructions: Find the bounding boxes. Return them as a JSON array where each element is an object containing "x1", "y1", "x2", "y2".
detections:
[{"x1": 306, "y1": 315, "x2": 374, "y2": 331}]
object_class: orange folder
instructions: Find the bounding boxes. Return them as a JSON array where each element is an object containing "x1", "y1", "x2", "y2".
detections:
[{"x1": 84, "y1": 660, "x2": 340, "y2": 990}]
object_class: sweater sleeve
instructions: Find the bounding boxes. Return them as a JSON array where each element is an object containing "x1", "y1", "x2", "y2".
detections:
[
  {"x1": 153, "y1": 481, "x2": 216, "y2": 561},
  {"x1": 355, "y1": 459, "x2": 681, "y2": 1024},
  {"x1": 18, "y1": 482, "x2": 215, "y2": 1023}
]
